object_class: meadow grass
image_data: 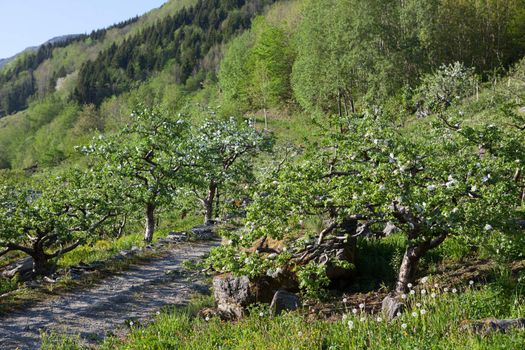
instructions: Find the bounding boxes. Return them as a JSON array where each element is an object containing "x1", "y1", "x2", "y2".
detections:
[
  {"x1": 42, "y1": 280, "x2": 525, "y2": 350},
  {"x1": 57, "y1": 215, "x2": 201, "y2": 269}
]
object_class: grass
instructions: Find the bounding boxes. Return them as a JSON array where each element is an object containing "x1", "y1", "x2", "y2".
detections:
[
  {"x1": 57, "y1": 215, "x2": 201, "y2": 268},
  {"x1": 42, "y1": 280, "x2": 525, "y2": 350}
]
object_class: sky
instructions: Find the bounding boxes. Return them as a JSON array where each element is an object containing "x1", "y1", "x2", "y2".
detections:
[{"x1": 0, "y1": 0, "x2": 168, "y2": 59}]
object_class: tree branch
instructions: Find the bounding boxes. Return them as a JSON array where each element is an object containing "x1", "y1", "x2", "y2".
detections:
[
  {"x1": 48, "y1": 239, "x2": 83, "y2": 259},
  {"x1": 317, "y1": 222, "x2": 337, "y2": 245}
]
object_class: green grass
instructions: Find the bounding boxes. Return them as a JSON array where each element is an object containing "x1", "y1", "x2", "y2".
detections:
[
  {"x1": 57, "y1": 214, "x2": 201, "y2": 268},
  {"x1": 42, "y1": 282, "x2": 525, "y2": 350}
]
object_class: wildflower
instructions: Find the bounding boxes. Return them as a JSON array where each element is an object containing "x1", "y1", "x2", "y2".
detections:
[
  {"x1": 156, "y1": 311, "x2": 161, "y2": 315},
  {"x1": 421, "y1": 276, "x2": 429, "y2": 284},
  {"x1": 469, "y1": 280, "x2": 474, "y2": 286},
  {"x1": 205, "y1": 317, "x2": 210, "y2": 322},
  {"x1": 360, "y1": 317, "x2": 366, "y2": 322},
  {"x1": 412, "y1": 312, "x2": 418, "y2": 317},
  {"x1": 443, "y1": 287, "x2": 449, "y2": 293},
  {"x1": 401, "y1": 323, "x2": 408, "y2": 330},
  {"x1": 259, "y1": 312, "x2": 264, "y2": 317},
  {"x1": 343, "y1": 298, "x2": 348, "y2": 303},
  {"x1": 376, "y1": 317, "x2": 382, "y2": 322},
  {"x1": 396, "y1": 312, "x2": 402, "y2": 317},
  {"x1": 352, "y1": 308, "x2": 358, "y2": 315},
  {"x1": 410, "y1": 290, "x2": 416, "y2": 295},
  {"x1": 342, "y1": 314, "x2": 348, "y2": 322},
  {"x1": 421, "y1": 289, "x2": 427, "y2": 295},
  {"x1": 427, "y1": 185, "x2": 436, "y2": 191},
  {"x1": 434, "y1": 283, "x2": 439, "y2": 288},
  {"x1": 420, "y1": 309, "x2": 427, "y2": 315},
  {"x1": 348, "y1": 320, "x2": 354, "y2": 330},
  {"x1": 407, "y1": 283, "x2": 413, "y2": 288},
  {"x1": 129, "y1": 321, "x2": 134, "y2": 327},
  {"x1": 298, "y1": 331, "x2": 303, "y2": 337},
  {"x1": 359, "y1": 303, "x2": 365, "y2": 309},
  {"x1": 416, "y1": 303, "x2": 422, "y2": 308},
  {"x1": 452, "y1": 288, "x2": 458, "y2": 293},
  {"x1": 431, "y1": 293, "x2": 437, "y2": 298},
  {"x1": 484, "y1": 224, "x2": 493, "y2": 231},
  {"x1": 401, "y1": 294, "x2": 407, "y2": 299}
]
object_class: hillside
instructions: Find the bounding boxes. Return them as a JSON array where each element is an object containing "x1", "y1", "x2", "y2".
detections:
[{"x1": 0, "y1": 0, "x2": 524, "y2": 349}]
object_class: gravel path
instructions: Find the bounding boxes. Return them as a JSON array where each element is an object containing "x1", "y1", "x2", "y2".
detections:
[{"x1": 0, "y1": 238, "x2": 219, "y2": 350}]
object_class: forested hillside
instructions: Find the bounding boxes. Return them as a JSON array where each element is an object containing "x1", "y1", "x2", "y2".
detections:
[{"x1": 0, "y1": 0, "x2": 524, "y2": 349}]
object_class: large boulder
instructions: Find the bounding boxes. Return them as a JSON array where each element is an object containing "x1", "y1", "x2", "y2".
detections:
[
  {"x1": 270, "y1": 289, "x2": 300, "y2": 315},
  {"x1": 382, "y1": 295, "x2": 405, "y2": 321},
  {"x1": 213, "y1": 274, "x2": 253, "y2": 319}
]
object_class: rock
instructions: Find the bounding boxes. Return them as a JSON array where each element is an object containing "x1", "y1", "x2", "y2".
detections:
[
  {"x1": 383, "y1": 222, "x2": 398, "y2": 236},
  {"x1": 2, "y1": 257, "x2": 34, "y2": 280},
  {"x1": 270, "y1": 290, "x2": 300, "y2": 315},
  {"x1": 382, "y1": 295, "x2": 405, "y2": 321},
  {"x1": 461, "y1": 318, "x2": 525, "y2": 334},
  {"x1": 131, "y1": 246, "x2": 141, "y2": 253},
  {"x1": 213, "y1": 274, "x2": 253, "y2": 319},
  {"x1": 24, "y1": 280, "x2": 41, "y2": 289},
  {"x1": 518, "y1": 106, "x2": 525, "y2": 114},
  {"x1": 43, "y1": 276, "x2": 56, "y2": 284},
  {"x1": 191, "y1": 225, "x2": 216, "y2": 240}
]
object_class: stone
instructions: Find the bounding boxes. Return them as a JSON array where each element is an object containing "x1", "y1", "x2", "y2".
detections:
[
  {"x1": 518, "y1": 106, "x2": 525, "y2": 114},
  {"x1": 191, "y1": 225, "x2": 216, "y2": 240},
  {"x1": 382, "y1": 295, "x2": 405, "y2": 321},
  {"x1": 270, "y1": 290, "x2": 300, "y2": 315},
  {"x1": 2, "y1": 257, "x2": 34, "y2": 280},
  {"x1": 213, "y1": 274, "x2": 252, "y2": 319},
  {"x1": 461, "y1": 318, "x2": 525, "y2": 334}
]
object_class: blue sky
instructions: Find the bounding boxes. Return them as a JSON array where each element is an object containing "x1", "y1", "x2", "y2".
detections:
[{"x1": 0, "y1": 0, "x2": 168, "y2": 58}]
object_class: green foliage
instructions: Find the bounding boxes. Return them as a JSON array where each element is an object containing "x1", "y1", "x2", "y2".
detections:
[
  {"x1": 185, "y1": 116, "x2": 274, "y2": 223},
  {"x1": 296, "y1": 260, "x2": 330, "y2": 299},
  {"x1": 82, "y1": 104, "x2": 190, "y2": 241},
  {"x1": 74, "y1": 0, "x2": 278, "y2": 106},
  {"x1": 413, "y1": 62, "x2": 478, "y2": 115},
  {"x1": 219, "y1": 16, "x2": 294, "y2": 115},
  {"x1": 0, "y1": 169, "x2": 118, "y2": 274}
]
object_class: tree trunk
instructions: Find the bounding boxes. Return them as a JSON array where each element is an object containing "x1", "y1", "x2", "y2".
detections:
[
  {"x1": 144, "y1": 203, "x2": 156, "y2": 242},
  {"x1": 30, "y1": 248, "x2": 53, "y2": 277},
  {"x1": 395, "y1": 245, "x2": 422, "y2": 293},
  {"x1": 204, "y1": 182, "x2": 218, "y2": 226}
]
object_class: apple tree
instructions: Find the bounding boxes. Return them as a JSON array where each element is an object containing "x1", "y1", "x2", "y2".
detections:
[
  {"x1": 187, "y1": 117, "x2": 274, "y2": 225},
  {"x1": 82, "y1": 105, "x2": 190, "y2": 242},
  {"x1": 0, "y1": 169, "x2": 117, "y2": 276}
]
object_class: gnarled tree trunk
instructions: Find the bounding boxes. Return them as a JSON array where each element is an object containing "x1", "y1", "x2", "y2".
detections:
[
  {"x1": 204, "y1": 181, "x2": 218, "y2": 226},
  {"x1": 395, "y1": 233, "x2": 448, "y2": 293},
  {"x1": 395, "y1": 245, "x2": 423, "y2": 293},
  {"x1": 144, "y1": 203, "x2": 156, "y2": 242}
]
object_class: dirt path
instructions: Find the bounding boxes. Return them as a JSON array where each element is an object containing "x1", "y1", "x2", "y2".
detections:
[{"x1": 0, "y1": 238, "x2": 219, "y2": 350}]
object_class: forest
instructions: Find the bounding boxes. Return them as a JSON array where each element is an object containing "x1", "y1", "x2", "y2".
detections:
[{"x1": 0, "y1": 0, "x2": 524, "y2": 349}]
